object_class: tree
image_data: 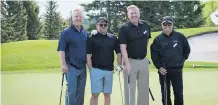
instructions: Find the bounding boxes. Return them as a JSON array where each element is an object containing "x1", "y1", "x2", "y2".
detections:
[
  {"x1": 23, "y1": 1, "x2": 42, "y2": 40},
  {"x1": 171, "y1": 1, "x2": 204, "y2": 28},
  {"x1": 44, "y1": 1, "x2": 64, "y2": 40},
  {"x1": 1, "y1": 1, "x2": 15, "y2": 43},
  {"x1": 6, "y1": 1, "x2": 28, "y2": 41},
  {"x1": 81, "y1": 1, "x2": 204, "y2": 33},
  {"x1": 202, "y1": 1, "x2": 218, "y2": 26}
]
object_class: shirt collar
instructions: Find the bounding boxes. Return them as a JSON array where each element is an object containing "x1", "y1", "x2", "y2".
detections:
[
  {"x1": 96, "y1": 32, "x2": 113, "y2": 38},
  {"x1": 97, "y1": 32, "x2": 108, "y2": 37},
  {"x1": 128, "y1": 19, "x2": 143, "y2": 27},
  {"x1": 70, "y1": 24, "x2": 84, "y2": 32},
  {"x1": 162, "y1": 30, "x2": 174, "y2": 37}
]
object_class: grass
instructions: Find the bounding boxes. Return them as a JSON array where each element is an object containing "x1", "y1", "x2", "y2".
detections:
[
  {"x1": 1, "y1": 27, "x2": 218, "y2": 71},
  {"x1": 1, "y1": 70, "x2": 218, "y2": 105},
  {"x1": 1, "y1": 40, "x2": 60, "y2": 71}
]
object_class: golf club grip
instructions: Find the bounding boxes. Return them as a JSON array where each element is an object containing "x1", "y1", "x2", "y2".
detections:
[
  {"x1": 61, "y1": 73, "x2": 65, "y2": 86},
  {"x1": 128, "y1": 75, "x2": 130, "y2": 84}
]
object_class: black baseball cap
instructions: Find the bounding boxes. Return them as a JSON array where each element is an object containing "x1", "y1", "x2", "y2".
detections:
[
  {"x1": 96, "y1": 17, "x2": 108, "y2": 24},
  {"x1": 162, "y1": 16, "x2": 173, "y2": 24}
]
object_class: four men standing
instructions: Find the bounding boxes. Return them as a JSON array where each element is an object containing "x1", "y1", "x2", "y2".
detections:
[{"x1": 58, "y1": 5, "x2": 190, "y2": 105}]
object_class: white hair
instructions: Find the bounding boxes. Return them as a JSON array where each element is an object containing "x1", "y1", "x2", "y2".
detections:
[
  {"x1": 71, "y1": 7, "x2": 84, "y2": 19},
  {"x1": 127, "y1": 5, "x2": 140, "y2": 12}
]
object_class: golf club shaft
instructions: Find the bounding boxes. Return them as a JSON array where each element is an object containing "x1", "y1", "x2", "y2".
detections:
[
  {"x1": 128, "y1": 75, "x2": 131, "y2": 105},
  {"x1": 59, "y1": 73, "x2": 65, "y2": 105},
  {"x1": 162, "y1": 63, "x2": 167, "y2": 105},
  {"x1": 118, "y1": 71, "x2": 125, "y2": 105},
  {"x1": 149, "y1": 88, "x2": 155, "y2": 101},
  {"x1": 164, "y1": 75, "x2": 167, "y2": 105}
]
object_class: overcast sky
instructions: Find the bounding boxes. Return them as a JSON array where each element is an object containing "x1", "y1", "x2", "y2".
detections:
[{"x1": 37, "y1": 0, "x2": 93, "y2": 19}]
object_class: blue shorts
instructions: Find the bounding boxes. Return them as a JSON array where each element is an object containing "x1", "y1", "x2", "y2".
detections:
[{"x1": 90, "y1": 68, "x2": 113, "y2": 94}]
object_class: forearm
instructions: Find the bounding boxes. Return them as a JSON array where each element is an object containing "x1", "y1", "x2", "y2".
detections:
[
  {"x1": 87, "y1": 54, "x2": 92, "y2": 69},
  {"x1": 59, "y1": 51, "x2": 66, "y2": 66},
  {"x1": 117, "y1": 53, "x2": 122, "y2": 65}
]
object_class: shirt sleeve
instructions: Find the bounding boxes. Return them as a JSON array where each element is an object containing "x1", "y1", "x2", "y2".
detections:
[
  {"x1": 57, "y1": 31, "x2": 67, "y2": 51},
  {"x1": 118, "y1": 25, "x2": 127, "y2": 44},
  {"x1": 150, "y1": 38, "x2": 162, "y2": 69},
  {"x1": 86, "y1": 37, "x2": 92, "y2": 54},
  {"x1": 182, "y1": 34, "x2": 191, "y2": 60},
  {"x1": 114, "y1": 37, "x2": 121, "y2": 54},
  {"x1": 148, "y1": 24, "x2": 151, "y2": 39}
]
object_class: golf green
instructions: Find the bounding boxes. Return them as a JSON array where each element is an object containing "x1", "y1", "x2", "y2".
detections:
[{"x1": 1, "y1": 70, "x2": 218, "y2": 105}]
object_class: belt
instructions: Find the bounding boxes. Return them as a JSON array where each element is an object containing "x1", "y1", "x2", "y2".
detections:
[
  {"x1": 68, "y1": 63, "x2": 82, "y2": 69},
  {"x1": 129, "y1": 57, "x2": 144, "y2": 60}
]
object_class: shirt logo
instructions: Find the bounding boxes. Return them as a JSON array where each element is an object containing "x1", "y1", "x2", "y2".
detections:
[
  {"x1": 173, "y1": 43, "x2": 178, "y2": 48},
  {"x1": 143, "y1": 30, "x2": 147, "y2": 34},
  {"x1": 172, "y1": 40, "x2": 179, "y2": 43}
]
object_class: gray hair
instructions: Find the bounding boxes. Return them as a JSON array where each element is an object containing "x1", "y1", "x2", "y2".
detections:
[{"x1": 70, "y1": 7, "x2": 84, "y2": 19}]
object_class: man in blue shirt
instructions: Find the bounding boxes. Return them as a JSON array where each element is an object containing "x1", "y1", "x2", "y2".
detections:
[{"x1": 57, "y1": 8, "x2": 88, "y2": 105}]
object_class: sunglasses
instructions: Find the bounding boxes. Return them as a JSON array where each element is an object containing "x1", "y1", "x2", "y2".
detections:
[
  {"x1": 99, "y1": 24, "x2": 108, "y2": 27},
  {"x1": 162, "y1": 22, "x2": 172, "y2": 26}
]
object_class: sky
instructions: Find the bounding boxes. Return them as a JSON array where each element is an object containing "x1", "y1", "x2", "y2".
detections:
[{"x1": 37, "y1": 0, "x2": 94, "y2": 19}]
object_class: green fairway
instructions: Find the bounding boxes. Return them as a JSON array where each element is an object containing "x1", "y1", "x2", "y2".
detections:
[
  {"x1": 2, "y1": 69, "x2": 218, "y2": 105},
  {"x1": 1, "y1": 27, "x2": 218, "y2": 71}
]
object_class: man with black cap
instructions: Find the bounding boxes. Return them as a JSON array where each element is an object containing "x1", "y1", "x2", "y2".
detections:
[
  {"x1": 150, "y1": 16, "x2": 190, "y2": 105},
  {"x1": 87, "y1": 17, "x2": 122, "y2": 105}
]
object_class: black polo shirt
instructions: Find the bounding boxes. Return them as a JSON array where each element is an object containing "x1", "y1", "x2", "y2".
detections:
[
  {"x1": 86, "y1": 32, "x2": 120, "y2": 71},
  {"x1": 118, "y1": 20, "x2": 151, "y2": 59}
]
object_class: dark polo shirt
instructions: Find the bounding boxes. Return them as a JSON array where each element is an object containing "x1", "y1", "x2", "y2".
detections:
[
  {"x1": 86, "y1": 32, "x2": 120, "y2": 71},
  {"x1": 118, "y1": 20, "x2": 151, "y2": 59},
  {"x1": 57, "y1": 24, "x2": 88, "y2": 69}
]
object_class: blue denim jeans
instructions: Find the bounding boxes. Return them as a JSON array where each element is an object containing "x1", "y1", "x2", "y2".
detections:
[{"x1": 65, "y1": 64, "x2": 87, "y2": 105}]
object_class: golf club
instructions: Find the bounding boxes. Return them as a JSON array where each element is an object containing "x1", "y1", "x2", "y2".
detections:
[
  {"x1": 59, "y1": 73, "x2": 65, "y2": 105},
  {"x1": 164, "y1": 75, "x2": 167, "y2": 105},
  {"x1": 128, "y1": 73, "x2": 131, "y2": 105},
  {"x1": 149, "y1": 88, "x2": 155, "y2": 101},
  {"x1": 118, "y1": 70, "x2": 125, "y2": 105},
  {"x1": 163, "y1": 64, "x2": 167, "y2": 105}
]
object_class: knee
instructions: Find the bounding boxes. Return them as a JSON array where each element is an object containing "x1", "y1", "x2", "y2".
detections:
[
  {"x1": 104, "y1": 93, "x2": 110, "y2": 100},
  {"x1": 92, "y1": 93, "x2": 99, "y2": 99}
]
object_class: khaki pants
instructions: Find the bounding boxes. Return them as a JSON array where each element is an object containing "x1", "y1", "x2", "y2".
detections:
[{"x1": 123, "y1": 58, "x2": 149, "y2": 105}]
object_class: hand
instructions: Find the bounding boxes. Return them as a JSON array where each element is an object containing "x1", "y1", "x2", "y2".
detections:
[
  {"x1": 159, "y1": 67, "x2": 167, "y2": 75},
  {"x1": 90, "y1": 30, "x2": 97, "y2": 36},
  {"x1": 124, "y1": 63, "x2": 131, "y2": 74},
  {"x1": 89, "y1": 67, "x2": 93, "y2": 71},
  {"x1": 116, "y1": 65, "x2": 123, "y2": 72},
  {"x1": 61, "y1": 64, "x2": 68, "y2": 73}
]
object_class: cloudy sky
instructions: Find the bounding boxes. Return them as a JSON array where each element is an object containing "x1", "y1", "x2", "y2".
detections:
[{"x1": 37, "y1": 0, "x2": 93, "y2": 19}]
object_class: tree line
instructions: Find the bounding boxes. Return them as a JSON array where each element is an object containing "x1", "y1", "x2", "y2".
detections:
[
  {"x1": 82, "y1": 1, "x2": 206, "y2": 33},
  {"x1": 1, "y1": 1, "x2": 68, "y2": 43},
  {"x1": 1, "y1": 1, "x2": 217, "y2": 43}
]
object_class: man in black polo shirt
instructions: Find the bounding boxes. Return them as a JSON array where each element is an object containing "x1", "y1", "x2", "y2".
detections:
[
  {"x1": 118, "y1": 5, "x2": 151, "y2": 105},
  {"x1": 150, "y1": 16, "x2": 190, "y2": 105},
  {"x1": 87, "y1": 17, "x2": 122, "y2": 105}
]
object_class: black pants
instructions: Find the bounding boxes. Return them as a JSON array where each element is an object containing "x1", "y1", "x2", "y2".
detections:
[{"x1": 159, "y1": 70, "x2": 183, "y2": 105}]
